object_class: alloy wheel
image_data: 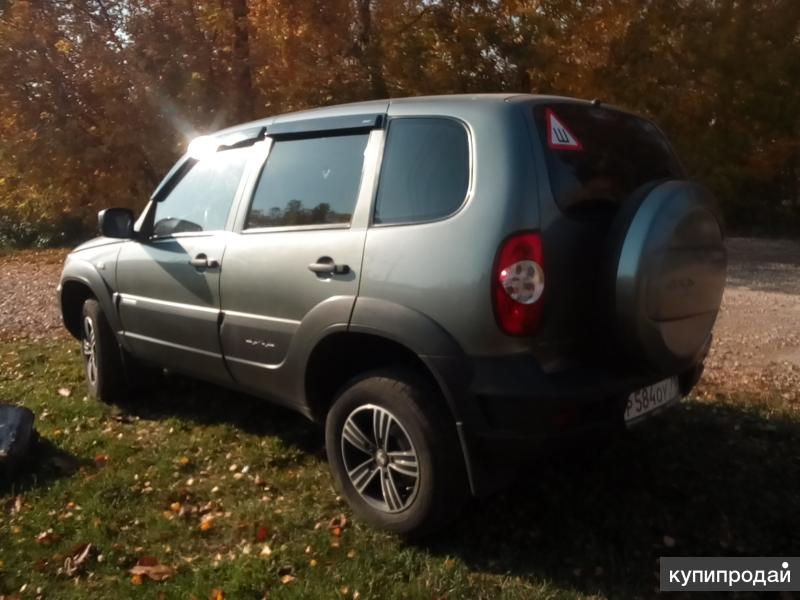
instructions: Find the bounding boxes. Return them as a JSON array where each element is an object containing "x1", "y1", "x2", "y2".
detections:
[
  {"x1": 82, "y1": 315, "x2": 98, "y2": 387},
  {"x1": 340, "y1": 404, "x2": 420, "y2": 513}
]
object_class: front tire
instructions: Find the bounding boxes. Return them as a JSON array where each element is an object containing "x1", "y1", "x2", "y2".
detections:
[
  {"x1": 80, "y1": 299, "x2": 126, "y2": 403},
  {"x1": 325, "y1": 368, "x2": 468, "y2": 537}
]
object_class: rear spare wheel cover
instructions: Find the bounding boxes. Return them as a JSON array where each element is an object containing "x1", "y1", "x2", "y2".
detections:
[{"x1": 613, "y1": 181, "x2": 727, "y2": 374}]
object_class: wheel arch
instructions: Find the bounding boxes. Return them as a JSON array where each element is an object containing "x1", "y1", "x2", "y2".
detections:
[
  {"x1": 305, "y1": 332, "x2": 453, "y2": 423},
  {"x1": 59, "y1": 266, "x2": 121, "y2": 340},
  {"x1": 303, "y1": 297, "x2": 474, "y2": 427}
]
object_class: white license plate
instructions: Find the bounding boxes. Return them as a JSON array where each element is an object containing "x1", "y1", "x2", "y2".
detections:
[{"x1": 625, "y1": 377, "x2": 680, "y2": 424}]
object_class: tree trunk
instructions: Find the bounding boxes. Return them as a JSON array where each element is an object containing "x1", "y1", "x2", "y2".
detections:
[
  {"x1": 357, "y1": 0, "x2": 388, "y2": 98},
  {"x1": 230, "y1": 0, "x2": 254, "y2": 120}
]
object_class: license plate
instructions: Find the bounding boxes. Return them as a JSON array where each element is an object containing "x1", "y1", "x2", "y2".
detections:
[{"x1": 625, "y1": 377, "x2": 680, "y2": 424}]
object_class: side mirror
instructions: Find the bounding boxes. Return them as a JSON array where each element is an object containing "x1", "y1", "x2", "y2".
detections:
[{"x1": 98, "y1": 208, "x2": 134, "y2": 239}]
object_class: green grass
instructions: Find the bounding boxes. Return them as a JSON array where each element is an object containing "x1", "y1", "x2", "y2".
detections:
[{"x1": 1, "y1": 340, "x2": 798, "y2": 599}]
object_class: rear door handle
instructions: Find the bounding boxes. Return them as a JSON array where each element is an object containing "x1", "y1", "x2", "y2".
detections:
[
  {"x1": 308, "y1": 258, "x2": 349, "y2": 275},
  {"x1": 190, "y1": 254, "x2": 219, "y2": 269}
]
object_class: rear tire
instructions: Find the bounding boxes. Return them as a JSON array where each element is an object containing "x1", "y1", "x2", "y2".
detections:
[
  {"x1": 325, "y1": 367, "x2": 468, "y2": 537},
  {"x1": 80, "y1": 299, "x2": 127, "y2": 403}
]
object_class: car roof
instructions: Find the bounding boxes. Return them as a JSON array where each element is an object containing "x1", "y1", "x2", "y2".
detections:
[{"x1": 211, "y1": 93, "x2": 593, "y2": 138}]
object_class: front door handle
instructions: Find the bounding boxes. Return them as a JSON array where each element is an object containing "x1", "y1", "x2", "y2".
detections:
[
  {"x1": 190, "y1": 254, "x2": 219, "y2": 269},
  {"x1": 308, "y1": 257, "x2": 350, "y2": 275}
]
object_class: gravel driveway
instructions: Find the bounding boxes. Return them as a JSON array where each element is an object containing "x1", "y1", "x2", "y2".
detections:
[{"x1": 1, "y1": 238, "x2": 798, "y2": 396}]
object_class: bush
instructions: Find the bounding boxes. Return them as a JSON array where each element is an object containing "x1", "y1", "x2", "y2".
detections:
[{"x1": 0, "y1": 213, "x2": 91, "y2": 249}]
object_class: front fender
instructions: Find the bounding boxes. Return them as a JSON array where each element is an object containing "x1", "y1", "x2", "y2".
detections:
[{"x1": 59, "y1": 246, "x2": 122, "y2": 338}]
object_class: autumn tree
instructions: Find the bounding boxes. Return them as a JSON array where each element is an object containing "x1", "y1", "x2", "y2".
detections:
[{"x1": 0, "y1": 0, "x2": 797, "y2": 246}]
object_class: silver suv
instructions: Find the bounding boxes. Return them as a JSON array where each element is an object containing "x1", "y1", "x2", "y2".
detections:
[{"x1": 58, "y1": 94, "x2": 727, "y2": 535}]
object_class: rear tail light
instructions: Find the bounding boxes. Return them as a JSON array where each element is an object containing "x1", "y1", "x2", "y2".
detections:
[{"x1": 492, "y1": 232, "x2": 545, "y2": 335}]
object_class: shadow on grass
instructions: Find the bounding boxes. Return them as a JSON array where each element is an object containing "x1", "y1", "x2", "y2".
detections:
[
  {"x1": 0, "y1": 437, "x2": 93, "y2": 495},
  {"x1": 109, "y1": 375, "x2": 800, "y2": 598},
  {"x1": 424, "y1": 402, "x2": 800, "y2": 598},
  {"x1": 117, "y1": 374, "x2": 324, "y2": 456}
]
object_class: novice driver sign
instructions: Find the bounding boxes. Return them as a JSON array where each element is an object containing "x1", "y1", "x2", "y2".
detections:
[{"x1": 546, "y1": 108, "x2": 583, "y2": 150}]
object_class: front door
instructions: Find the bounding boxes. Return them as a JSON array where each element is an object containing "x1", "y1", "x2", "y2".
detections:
[
  {"x1": 116, "y1": 144, "x2": 253, "y2": 382},
  {"x1": 219, "y1": 121, "x2": 384, "y2": 406}
]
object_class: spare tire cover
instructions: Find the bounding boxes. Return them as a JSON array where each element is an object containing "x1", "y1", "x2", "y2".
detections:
[{"x1": 609, "y1": 180, "x2": 727, "y2": 374}]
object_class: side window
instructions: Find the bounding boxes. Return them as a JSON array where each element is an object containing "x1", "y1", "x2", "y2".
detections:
[
  {"x1": 374, "y1": 118, "x2": 469, "y2": 225},
  {"x1": 153, "y1": 147, "x2": 250, "y2": 236},
  {"x1": 246, "y1": 133, "x2": 369, "y2": 229}
]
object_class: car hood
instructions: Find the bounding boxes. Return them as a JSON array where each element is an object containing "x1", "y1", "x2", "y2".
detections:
[{"x1": 70, "y1": 236, "x2": 126, "y2": 254}]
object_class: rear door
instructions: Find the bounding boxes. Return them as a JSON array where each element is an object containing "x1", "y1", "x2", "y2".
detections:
[
  {"x1": 219, "y1": 116, "x2": 384, "y2": 406},
  {"x1": 529, "y1": 101, "x2": 685, "y2": 359},
  {"x1": 116, "y1": 144, "x2": 254, "y2": 383}
]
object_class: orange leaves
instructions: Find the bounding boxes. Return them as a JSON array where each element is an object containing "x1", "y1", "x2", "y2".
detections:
[
  {"x1": 199, "y1": 516, "x2": 215, "y2": 533},
  {"x1": 328, "y1": 514, "x2": 348, "y2": 537}
]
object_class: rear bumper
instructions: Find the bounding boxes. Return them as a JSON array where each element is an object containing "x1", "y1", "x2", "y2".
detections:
[{"x1": 425, "y1": 352, "x2": 706, "y2": 497}]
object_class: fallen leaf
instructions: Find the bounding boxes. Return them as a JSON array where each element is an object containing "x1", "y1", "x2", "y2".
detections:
[
  {"x1": 131, "y1": 574, "x2": 143, "y2": 586},
  {"x1": 209, "y1": 589, "x2": 225, "y2": 600},
  {"x1": 129, "y1": 561, "x2": 175, "y2": 582},
  {"x1": 199, "y1": 517, "x2": 214, "y2": 532},
  {"x1": 57, "y1": 387, "x2": 71, "y2": 397},
  {"x1": 35, "y1": 530, "x2": 59, "y2": 545},
  {"x1": 63, "y1": 543, "x2": 93, "y2": 577},
  {"x1": 328, "y1": 514, "x2": 348, "y2": 533},
  {"x1": 5, "y1": 495, "x2": 22, "y2": 516},
  {"x1": 280, "y1": 574, "x2": 295, "y2": 585},
  {"x1": 255, "y1": 526, "x2": 268, "y2": 542},
  {"x1": 94, "y1": 454, "x2": 109, "y2": 467}
]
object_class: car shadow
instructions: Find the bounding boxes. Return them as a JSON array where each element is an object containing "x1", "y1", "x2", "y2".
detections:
[
  {"x1": 117, "y1": 373, "x2": 324, "y2": 456},
  {"x1": 0, "y1": 437, "x2": 93, "y2": 495},
  {"x1": 111, "y1": 376, "x2": 799, "y2": 598},
  {"x1": 421, "y1": 401, "x2": 800, "y2": 597}
]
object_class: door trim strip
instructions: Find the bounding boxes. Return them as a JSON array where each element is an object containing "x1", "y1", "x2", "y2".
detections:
[
  {"x1": 123, "y1": 332, "x2": 222, "y2": 358},
  {"x1": 117, "y1": 293, "x2": 219, "y2": 314}
]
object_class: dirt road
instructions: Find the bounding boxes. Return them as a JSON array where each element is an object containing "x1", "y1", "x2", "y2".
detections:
[
  {"x1": 702, "y1": 238, "x2": 800, "y2": 398},
  {"x1": 1, "y1": 239, "x2": 798, "y2": 396}
]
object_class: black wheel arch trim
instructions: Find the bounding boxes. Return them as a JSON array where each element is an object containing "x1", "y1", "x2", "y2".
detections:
[{"x1": 59, "y1": 265, "x2": 122, "y2": 342}]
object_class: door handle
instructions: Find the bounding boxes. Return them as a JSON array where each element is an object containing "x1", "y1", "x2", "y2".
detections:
[
  {"x1": 190, "y1": 254, "x2": 219, "y2": 269},
  {"x1": 308, "y1": 258, "x2": 350, "y2": 275}
]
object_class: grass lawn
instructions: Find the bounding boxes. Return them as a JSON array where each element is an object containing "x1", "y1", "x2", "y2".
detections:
[{"x1": 1, "y1": 339, "x2": 798, "y2": 599}]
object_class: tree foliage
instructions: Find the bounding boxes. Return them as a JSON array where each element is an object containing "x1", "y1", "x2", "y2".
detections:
[{"x1": 0, "y1": 0, "x2": 798, "y2": 244}]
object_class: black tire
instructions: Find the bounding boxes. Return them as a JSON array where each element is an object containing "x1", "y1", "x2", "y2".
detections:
[
  {"x1": 80, "y1": 298, "x2": 127, "y2": 403},
  {"x1": 325, "y1": 367, "x2": 468, "y2": 537}
]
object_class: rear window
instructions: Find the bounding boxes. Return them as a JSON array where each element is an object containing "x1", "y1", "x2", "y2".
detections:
[
  {"x1": 533, "y1": 104, "x2": 683, "y2": 213},
  {"x1": 374, "y1": 118, "x2": 469, "y2": 225}
]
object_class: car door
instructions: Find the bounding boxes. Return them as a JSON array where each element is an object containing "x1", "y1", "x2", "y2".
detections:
[
  {"x1": 219, "y1": 115, "x2": 384, "y2": 406},
  {"x1": 116, "y1": 143, "x2": 255, "y2": 383}
]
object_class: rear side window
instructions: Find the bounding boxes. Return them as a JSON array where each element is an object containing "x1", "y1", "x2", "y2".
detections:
[
  {"x1": 246, "y1": 133, "x2": 369, "y2": 229},
  {"x1": 533, "y1": 104, "x2": 683, "y2": 213},
  {"x1": 374, "y1": 118, "x2": 469, "y2": 225},
  {"x1": 153, "y1": 147, "x2": 250, "y2": 236}
]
